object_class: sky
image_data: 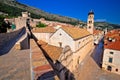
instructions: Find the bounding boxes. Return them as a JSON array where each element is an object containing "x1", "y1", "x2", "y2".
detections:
[{"x1": 17, "y1": 0, "x2": 120, "y2": 24}]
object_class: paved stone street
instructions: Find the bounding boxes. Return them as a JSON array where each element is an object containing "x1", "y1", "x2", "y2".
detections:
[
  {"x1": 92, "y1": 39, "x2": 104, "y2": 67},
  {"x1": 0, "y1": 47, "x2": 31, "y2": 80},
  {"x1": 74, "y1": 42, "x2": 120, "y2": 80}
]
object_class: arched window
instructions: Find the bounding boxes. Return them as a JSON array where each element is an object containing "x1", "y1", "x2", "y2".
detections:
[
  {"x1": 107, "y1": 66, "x2": 112, "y2": 71},
  {"x1": 59, "y1": 33, "x2": 62, "y2": 36},
  {"x1": 77, "y1": 56, "x2": 80, "y2": 64},
  {"x1": 89, "y1": 26, "x2": 91, "y2": 28},
  {"x1": 89, "y1": 21, "x2": 92, "y2": 23},
  {"x1": 78, "y1": 42, "x2": 81, "y2": 48},
  {"x1": 116, "y1": 69, "x2": 118, "y2": 72}
]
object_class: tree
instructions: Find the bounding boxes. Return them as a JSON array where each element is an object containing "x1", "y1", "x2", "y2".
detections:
[
  {"x1": 0, "y1": 15, "x2": 11, "y2": 33},
  {"x1": 36, "y1": 22, "x2": 47, "y2": 28}
]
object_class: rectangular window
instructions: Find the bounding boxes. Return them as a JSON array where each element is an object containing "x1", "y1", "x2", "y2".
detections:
[
  {"x1": 59, "y1": 42, "x2": 62, "y2": 47},
  {"x1": 110, "y1": 52, "x2": 114, "y2": 54},
  {"x1": 109, "y1": 58, "x2": 113, "y2": 63}
]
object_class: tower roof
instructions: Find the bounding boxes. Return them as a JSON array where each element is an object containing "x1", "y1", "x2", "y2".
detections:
[{"x1": 88, "y1": 10, "x2": 94, "y2": 15}]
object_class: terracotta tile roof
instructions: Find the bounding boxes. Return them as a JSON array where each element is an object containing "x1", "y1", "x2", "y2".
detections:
[
  {"x1": 42, "y1": 45, "x2": 63, "y2": 61},
  {"x1": 105, "y1": 29, "x2": 120, "y2": 39},
  {"x1": 33, "y1": 64, "x2": 52, "y2": 72},
  {"x1": 104, "y1": 29, "x2": 120, "y2": 51},
  {"x1": 61, "y1": 26, "x2": 91, "y2": 40},
  {"x1": 30, "y1": 39, "x2": 56, "y2": 79},
  {"x1": 32, "y1": 26, "x2": 56, "y2": 33},
  {"x1": 105, "y1": 29, "x2": 120, "y2": 37},
  {"x1": 93, "y1": 30, "x2": 102, "y2": 35},
  {"x1": 33, "y1": 64, "x2": 53, "y2": 80},
  {"x1": 37, "y1": 40, "x2": 48, "y2": 45},
  {"x1": 104, "y1": 40, "x2": 120, "y2": 51},
  {"x1": 38, "y1": 40, "x2": 63, "y2": 61}
]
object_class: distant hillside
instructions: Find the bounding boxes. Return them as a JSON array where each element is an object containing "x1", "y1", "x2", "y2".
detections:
[
  {"x1": 95, "y1": 22, "x2": 120, "y2": 30},
  {"x1": 0, "y1": 0, "x2": 82, "y2": 25},
  {"x1": 0, "y1": 0, "x2": 120, "y2": 29}
]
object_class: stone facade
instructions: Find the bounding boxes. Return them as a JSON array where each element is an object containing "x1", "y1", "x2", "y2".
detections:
[
  {"x1": 102, "y1": 49, "x2": 120, "y2": 75},
  {"x1": 33, "y1": 33, "x2": 53, "y2": 43},
  {"x1": 15, "y1": 17, "x2": 28, "y2": 30},
  {"x1": 87, "y1": 11, "x2": 94, "y2": 34},
  {"x1": 22, "y1": 12, "x2": 30, "y2": 18},
  {"x1": 49, "y1": 27, "x2": 94, "y2": 71},
  {"x1": 5, "y1": 12, "x2": 30, "y2": 30},
  {"x1": 102, "y1": 29, "x2": 120, "y2": 75},
  {"x1": 50, "y1": 28, "x2": 75, "y2": 51},
  {"x1": 0, "y1": 27, "x2": 26, "y2": 54},
  {"x1": 58, "y1": 46, "x2": 73, "y2": 72}
]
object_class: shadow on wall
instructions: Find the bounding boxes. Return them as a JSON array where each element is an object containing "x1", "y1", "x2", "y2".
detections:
[
  {"x1": 91, "y1": 38, "x2": 104, "y2": 68},
  {"x1": 54, "y1": 60, "x2": 75, "y2": 80},
  {"x1": 31, "y1": 34, "x2": 75, "y2": 80},
  {"x1": 37, "y1": 70, "x2": 56, "y2": 80},
  {"x1": 20, "y1": 34, "x2": 30, "y2": 50},
  {"x1": 37, "y1": 61, "x2": 75, "y2": 80},
  {"x1": 0, "y1": 27, "x2": 26, "y2": 56}
]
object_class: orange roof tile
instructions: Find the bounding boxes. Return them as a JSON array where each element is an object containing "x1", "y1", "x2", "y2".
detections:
[
  {"x1": 105, "y1": 29, "x2": 120, "y2": 37},
  {"x1": 42, "y1": 45, "x2": 63, "y2": 61},
  {"x1": 93, "y1": 30, "x2": 101, "y2": 35},
  {"x1": 61, "y1": 26, "x2": 91, "y2": 40},
  {"x1": 104, "y1": 40, "x2": 120, "y2": 51},
  {"x1": 32, "y1": 26, "x2": 56, "y2": 33},
  {"x1": 38, "y1": 40, "x2": 63, "y2": 61},
  {"x1": 104, "y1": 29, "x2": 120, "y2": 50},
  {"x1": 37, "y1": 40, "x2": 48, "y2": 45},
  {"x1": 33, "y1": 64, "x2": 52, "y2": 72}
]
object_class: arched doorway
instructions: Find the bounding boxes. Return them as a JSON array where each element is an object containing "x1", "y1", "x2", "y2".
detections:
[{"x1": 107, "y1": 66, "x2": 112, "y2": 71}]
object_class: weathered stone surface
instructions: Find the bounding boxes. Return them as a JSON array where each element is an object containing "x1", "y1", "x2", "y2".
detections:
[
  {"x1": 73, "y1": 56, "x2": 120, "y2": 80},
  {"x1": 0, "y1": 47, "x2": 31, "y2": 80}
]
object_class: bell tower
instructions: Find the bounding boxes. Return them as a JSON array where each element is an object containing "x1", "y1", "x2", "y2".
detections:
[{"x1": 87, "y1": 10, "x2": 94, "y2": 34}]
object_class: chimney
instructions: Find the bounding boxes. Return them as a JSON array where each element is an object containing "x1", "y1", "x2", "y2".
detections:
[{"x1": 112, "y1": 38, "x2": 116, "y2": 42}]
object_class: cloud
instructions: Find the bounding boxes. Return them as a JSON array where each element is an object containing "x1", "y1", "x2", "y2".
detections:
[{"x1": 95, "y1": 19, "x2": 107, "y2": 22}]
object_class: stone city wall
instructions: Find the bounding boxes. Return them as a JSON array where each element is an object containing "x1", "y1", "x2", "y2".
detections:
[{"x1": 0, "y1": 27, "x2": 26, "y2": 54}]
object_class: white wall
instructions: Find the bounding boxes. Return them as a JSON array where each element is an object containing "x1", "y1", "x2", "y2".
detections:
[
  {"x1": 75, "y1": 35, "x2": 93, "y2": 51},
  {"x1": 50, "y1": 28, "x2": 94, "y2": 71},
  {"x1": 33, "y1": 33, "x2": 53, "y2": 43},
  {"x1": 72, "y1": 35, "x2": 93, "y2": 69},
  {"x1": 49, "y1": 28, "x2": 75, "y2": 51}
]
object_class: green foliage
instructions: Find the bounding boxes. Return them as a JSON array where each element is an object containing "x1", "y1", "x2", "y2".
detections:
[
  {"x1": 0, "y1": 0, "x2": 81, "y2": 25},
  {"x1": 0, "y1": 15, "x2": 5, "y2": 26},
  {"x1": 36, "y1": 22, "x2": 47, "y2": 28},
  {"x1": 94, "y1": 22, "x2": 120, "y2": 30},
  {"x1": 0, "y1": 2, "x2": 25, "y2": 17}
]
